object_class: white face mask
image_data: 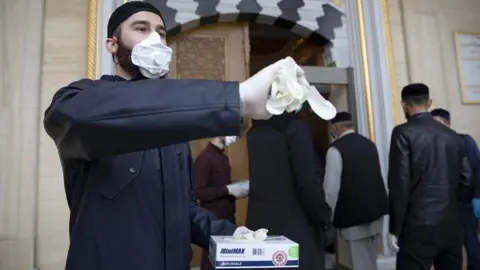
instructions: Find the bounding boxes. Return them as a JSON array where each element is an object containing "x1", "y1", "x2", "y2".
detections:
[
  {"x1": 225, "y1": 136, "x2": 237, "y2": 146},
  {"x1": 131, "y1": 32, "x2": 172, "y2": 79}
]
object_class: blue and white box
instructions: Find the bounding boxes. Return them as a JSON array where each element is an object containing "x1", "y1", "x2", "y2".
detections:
[{"x1": 209, "y1": 236, "x2": 299, "y2": 268}]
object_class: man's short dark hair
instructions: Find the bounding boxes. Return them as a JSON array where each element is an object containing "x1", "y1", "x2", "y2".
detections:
[
  {"x1": 110, "y1": 26, "x2": 122, "y2": 61},
  {"x1": 403, "y1": 96, "x2": 429, "y2": 107},
  {"x1": 112, "y1": 26, "x2": 121, "y2": 39},
  {"x1": 401, "y1": 83, "x2": 429, "y2": 107}
]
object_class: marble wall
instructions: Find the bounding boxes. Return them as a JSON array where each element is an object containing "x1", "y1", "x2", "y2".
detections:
[
  {"x1": 0, "y1": 0, "x2": 44, "y2": 269},
  {"x1": 36, "y1": 0, "x2": 88, "y2": 269},
  {"x1": 388, "y1": 0, "x2": 480, "y2": 139}
]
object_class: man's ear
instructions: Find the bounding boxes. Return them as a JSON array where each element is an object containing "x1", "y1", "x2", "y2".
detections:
[
  {"x1": 106, "y1": 38, "x2": 118, "y2": 54},
  {"x1": 427, "y1": 99, "x2": 433, "y2": 109}
]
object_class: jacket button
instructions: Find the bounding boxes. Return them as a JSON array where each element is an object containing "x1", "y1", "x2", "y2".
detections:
[{"x1": 129, "y1": 167, "x2": 137, "y2": 174}]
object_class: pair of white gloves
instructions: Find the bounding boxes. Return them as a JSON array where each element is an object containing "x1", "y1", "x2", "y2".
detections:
[
  {"x1": 226, "y1": 180, "x2": 249, "y2": 199},
  {"x1": 233, "y1": 226, "x2": 269, "y2": 241},
  {"x1": 239, "y1": 57, "x2": 336, "y2": 121}
]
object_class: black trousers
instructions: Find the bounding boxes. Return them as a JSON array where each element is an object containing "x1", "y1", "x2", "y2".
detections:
[
  {"x1": 460, "y1": 204, "x2": 480, "y2": 270},
  {"x1": 396, "y1": 225, "x2": 464, "y2": 270}
]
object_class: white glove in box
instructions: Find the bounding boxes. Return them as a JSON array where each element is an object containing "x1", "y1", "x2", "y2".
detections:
[{"x1": 209, "y1": 236, "x2": 299, "y2": 269}]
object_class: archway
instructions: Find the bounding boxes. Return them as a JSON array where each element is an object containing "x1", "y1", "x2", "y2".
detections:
[
  {"x1": 160, "y1": 12, "x2": 340, "y2": 270},
  {"x1": 143, "y1": 1, "x2": 352, "y2": 269},
  {"x1": 146, "y1": 0, "x2": 345, "y2": 65}
]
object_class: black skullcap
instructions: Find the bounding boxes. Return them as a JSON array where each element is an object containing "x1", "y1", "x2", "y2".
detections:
[
  {"x1": 401, "y1": 83, "x2": 429, "y2": 100},
  {"x1": 431, "y1": 108, "x2": 450, "y2": 121},
  {"x1": 330, "y1": 112, "x2": 352, "y2": 125},
  {"x1": 108, "y1": 2, "x2": 163, "y2": 38}
]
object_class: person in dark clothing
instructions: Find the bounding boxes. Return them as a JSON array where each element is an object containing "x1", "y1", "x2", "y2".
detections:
[
  {"x1": 42, "y1": 2, "x2": 297, "y2": 270},
  {"x1": 431, "y1": 108, "x2": 480, "y2": 270},
  {"x1": 388, "y1": 83, "x2": 473, "y2": 270},
  {"x1": 314, "y1": 150, "x2": 327, "y2": 180},
  {"x1": 324, "y1": 112, "x2": 388, "y2": 270},
  {"x1": 194, "y1": 136, "x2": 249, "y2": 270},
  {"x1": 246, "y1": 113, "x2": 333, "y2": 270}
]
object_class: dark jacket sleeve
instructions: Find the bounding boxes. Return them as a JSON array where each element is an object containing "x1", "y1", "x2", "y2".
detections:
[
  {"x1": 43, "y1": 78, "x2": 241, "y2": 160},
  {"x1": 387, "y1": 126, "x2": 411, "y2": 236},
  {"x1": 193, "y1": 154, "x2": 229, "y2": 202},
  {"x1": 187, "y1": 145, "x2": 236, "y2": 249},
  {"x1": 458, "y1": 136, "x2": 474, "y2": 202},
  {"x1": 287, "y1": 119, "x2": 332, "y2": 229},
  {"x1": 461, "y1": 135, "x2": 480, "y2": 198}
]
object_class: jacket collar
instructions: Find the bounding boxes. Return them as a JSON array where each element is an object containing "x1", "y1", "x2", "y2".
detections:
[
  {"x1": 100, "y1": 74, "x2": 168, "y2": 82},
  {"x1": 338, "y1": 129, "x2": 355, "y2": 139},
  {"x1": 409, "y1": 112, "x2": 431, "y2": 121},
  {"x1": 208, "y1": 142, "x2": 224, "y2": 154},
  {"x1": 100, "y1": 75, "x2": 127, "y2": 82}
]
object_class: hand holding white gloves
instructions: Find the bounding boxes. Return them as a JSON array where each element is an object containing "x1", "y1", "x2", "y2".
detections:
[
  {"x1": 239, "y1": 56, "x2": 336, "y2": 120},
  {"x1": 226, "y1": 181, "x2": 249, "y2": 199},
  {"x1": 239, "y1": 57, "x2": 304, "y2": 120},
  {"x1": 265, "y1": 57, "x2": 336, "y2": 120},
  {"x1": 387, "y1": 234, "x2": 399, "y2": 252}
]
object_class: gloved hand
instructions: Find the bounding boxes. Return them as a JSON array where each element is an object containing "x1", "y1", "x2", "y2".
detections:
[
  {"x1": 387, "y1": 234, "x2": 399, "y2": 252},
  {"x1": 226, "y1": 182, "x2": 249, "y2": 199},
  {"x1": 473, "y1": 198, "x2": 480, "y2": 219},
  {"x1": 239, "y1": 57, "x2": 304, "y2": 120}
]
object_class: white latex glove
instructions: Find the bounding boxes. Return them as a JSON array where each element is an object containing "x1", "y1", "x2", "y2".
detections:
[
  {"x1": 237, "y1": 180, "x2": 249, "y2": 193},
  {"x1": 297, "y1": 75, "x2": 337, "y2": 120},
  {"x1": 387, "y1": 234, "x2": 399, "y2": 252},
  {"x1": 233, "y1": 226, "x2": 254, "y2": 238},
  {"x1": 226, "y1": 182, "x2": 249, "y2": 199},
  {"x1": 265, "y1": 57, "x2": 336, "y2": 120},
  {"x1": 239, "y1": 57, "x2": 304, "y2": 120},
  {"x1": 225, "y1": 136, "x2": 237, "y2": 146},
  {"x1": 233, "y1": 227, "x2": 268, "y2": 241}
]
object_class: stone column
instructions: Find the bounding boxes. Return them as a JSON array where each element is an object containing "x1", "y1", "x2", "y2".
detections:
[
  {"x1": 359, "y1": 0, "x2": 397, "y2": 257},
  {"x1": 0, "y1": 0, "x2": 45, "y2": 269},
  {"x1": 343, "y1": 0, "x2": 397, "y2": 257}
]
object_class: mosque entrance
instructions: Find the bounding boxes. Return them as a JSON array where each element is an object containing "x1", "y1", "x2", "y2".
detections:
[
  {"x1": 167, "y1": 21, "x2": 359, "y2": 269},
  {"x1": 168, "y1": 22, "x2": 251, "y2": 268}
]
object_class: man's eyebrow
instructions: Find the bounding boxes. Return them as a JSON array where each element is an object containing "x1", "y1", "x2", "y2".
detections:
[
  {"x1": 156, "y1": 25, "x2": 166, "y2": 32},
  {"x1": 130, "y1": 20, "x2": 150, "y2": 27}
]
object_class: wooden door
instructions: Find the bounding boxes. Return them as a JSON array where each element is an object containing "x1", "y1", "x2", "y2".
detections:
[{"x1": 168, "y1": 22, "x2": 250, "y2": 268}]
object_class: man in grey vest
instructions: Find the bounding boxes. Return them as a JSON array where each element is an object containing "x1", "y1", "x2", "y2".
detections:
[{"x1": 324, "y1": 112, "x2": 389, "y2": 270}]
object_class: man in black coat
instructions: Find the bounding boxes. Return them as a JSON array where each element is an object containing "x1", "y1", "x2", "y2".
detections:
[
  {"x1": 246, "y1": 113, "x2": 333, "y2": 270},
  {"x1": 43, "y1": 2, "x2": 296, "y2": 270},
  {"x1": 388, "y1": 83, "x2": 473, "y2": 270},
  {"x1": 431, "y1": 108, "x2": 480, "y2": 270}
]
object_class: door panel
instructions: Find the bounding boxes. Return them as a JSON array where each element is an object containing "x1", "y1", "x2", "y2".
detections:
[{"x1": 168, "y1": 22, "x2": 250, "y2": 268}]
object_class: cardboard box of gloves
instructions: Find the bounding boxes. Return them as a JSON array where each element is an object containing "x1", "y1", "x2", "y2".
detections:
[{"x1": 209, "y1": 235, "x2": 299, "y2": 269}]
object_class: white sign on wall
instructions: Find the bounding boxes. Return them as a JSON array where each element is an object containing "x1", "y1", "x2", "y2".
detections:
[{"x1": 454, "y1": 32, "x2": 480, "y2": 104}]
